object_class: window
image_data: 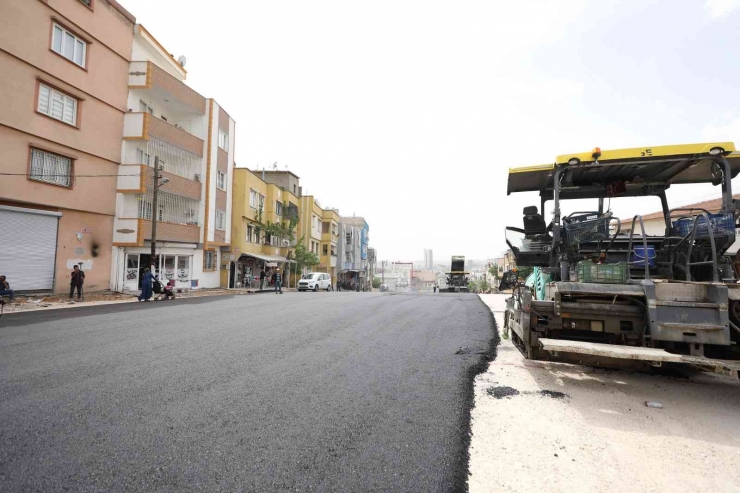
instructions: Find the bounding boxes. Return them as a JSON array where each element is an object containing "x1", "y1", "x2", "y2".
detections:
[
  {"x1": 259, "y1": 194, "x2": 265, "y2": 210},
  {"x1": 52, "y1": 23, "x2": 87, "y2": 68},
  {"x1": 323, "y1": 244, "x2": 328, "y2": 256},
  {"x1": 249, "y1": 189, "x2": 258, "y2": 209},
  {"x1": 139, "y1": 100, "x2": 154, "y2": 114},
  {"x1": 265, "y1": 233, "x2": 271, "y2": 245},
  {"x1": 30, "y1": 148, "x2": 72, "y2": 187},
  {"x1": 276, "y1": 201, "x2": 283, "y2": 216},
  {"x1": 38, "y1": 84, "x2": 77, "y2": 125},
  {"x1": 218, "y1": 129, "x2": 229, "y2": 150},
  {"x1": 78, "y1": 0, "x2": 92, "y2": 7},
  {"x1": 254, "y1": 228, "x2": 261, "y2": 244},
  {"x1": 215, "y1": 210, "x2": 226, "y2": 230},
  {"x1": 346, "y1": 233, "x2": 351, "y2": 245},
  {"x1": 247, "y1": 225, "x2": 253, "y2": 242},
  {"x1": 136, "y1": 149, "x2": 151, "y2": 166},
  {"x1": 217, "y1": 170, "x2": 226, "y2": 190},
  {"x1": 203, "y1": 250, "x2": 216, "y2": 271}
]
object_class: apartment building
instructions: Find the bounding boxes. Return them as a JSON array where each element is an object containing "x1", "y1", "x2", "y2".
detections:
[
  {"x1": 230, "y1": 169, "x2": 298, "y2": 288},
  {"x1": 337, "y1": 216, "x2": 371, "y2": 290},
  {"x1": 319, "y1": 209, "x2": 340, "y2": 285},
  {"x1": 298, "y1": 195, "x2": 324, "y2": 261},
  {"x1": 110, "y1": 25, "x2": 235, "y2": 292},
  {"x1": 0, "y1": 0, "x2": 135, "y2": 293}
]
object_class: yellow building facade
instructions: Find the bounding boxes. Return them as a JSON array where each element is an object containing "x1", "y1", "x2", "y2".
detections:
[
  {"x1": 228, "y1": 169, "x2": 296, "y2": 288},
  {"x1": 320, "y1": 209, "x2": 340, "y2": 284}
]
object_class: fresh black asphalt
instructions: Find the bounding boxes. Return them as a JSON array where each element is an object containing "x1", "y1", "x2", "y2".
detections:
[{"x1": 0, "y1": 292, "x2": 496, "y2": 492}]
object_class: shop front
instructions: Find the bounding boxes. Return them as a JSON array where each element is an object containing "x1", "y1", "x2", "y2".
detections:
[
  {"x1": 235, "y1": 253, "x2": 291, "y2": 289},
  {"x1": 112, "y1": 245, "x2": 201, "y2": 293}
]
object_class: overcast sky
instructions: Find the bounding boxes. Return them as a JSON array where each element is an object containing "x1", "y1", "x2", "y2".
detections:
[{"x1": 122, "y1": 0, "x2": 740, "y2": 263}]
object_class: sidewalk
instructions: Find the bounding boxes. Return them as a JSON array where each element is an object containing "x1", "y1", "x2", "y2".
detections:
[{"x1": 469, "y1": 294, "x2": 740, "y2": 493}]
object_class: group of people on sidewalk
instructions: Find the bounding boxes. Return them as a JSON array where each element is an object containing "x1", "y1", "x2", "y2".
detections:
[
  {"x1": 259, "y1": 268, "x2": 284, "y2": 294},
  {"x1": 0, "y1": 265, "x2": 85, "y2": 304}
]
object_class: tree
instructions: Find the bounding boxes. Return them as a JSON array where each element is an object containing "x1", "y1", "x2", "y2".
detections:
[
  {"x1": 478, "y1": 279, "x2": 490, "y2": 293},
  {"x1": 289, "y1": 236, "x2": 319, "y2": 275},
  {"x1": 516, "y1": 265, "x2": 533, "y2": 280},
  {"x1": 467, "y1": 281, "x2": 478, "y2": 293},
  {"x1": 487, "y1": 263, "x2": 499, "y2": 281},
  {"x1": 372, "y1": 277, "x2": 382, "y2": 289}
]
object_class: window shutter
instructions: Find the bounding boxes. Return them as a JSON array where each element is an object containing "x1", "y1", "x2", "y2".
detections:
[
  {"x1": 63, "y1": 96, "x2": 76, "y2": 125},
  {"x1": 51, "y1": 92, "x2": 64, "y2": 120},
  {"x1": 38, "y1": 85, "x2": 50, "y2": 114}
]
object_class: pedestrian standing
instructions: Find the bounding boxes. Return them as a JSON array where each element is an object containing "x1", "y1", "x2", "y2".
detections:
[
  {"x1": 273, "y1": 269, "x2": 283, "y2": 294},
  {"x1": 70, "y1": 265, "x2": 85, "y2": 302},
  {"x1": 260, "y1": 268, "x2": 266, "y2": 291},
  {"x1": 0, "y1": 275, "x2": 15, "y2": 302},
  {"x1": 138, "y1": 268, "x2": 154, "y2": 301}
]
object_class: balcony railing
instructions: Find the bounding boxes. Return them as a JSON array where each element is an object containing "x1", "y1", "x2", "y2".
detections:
[
  {"x1": 123, "y1": 113, "x2": 204, "y2": 157},
  {"x1": 122, "y1": 191, "x2": 201, "y2": 226},
  {"x1": 129, "y1": 61, "x2": 206, "y2": 115}
]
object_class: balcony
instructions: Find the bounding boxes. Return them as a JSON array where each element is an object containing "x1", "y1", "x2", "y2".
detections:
[
  {"x1": 123, "y1": 113, "x2": 204, "y2": 157},
  {"x1": 321, "y1": 232, "x2": 338, "y2": 243},
  {"x1": 129, "y1": 61, "x2": 206, "y2": 115},
  {"x1": 139, "y1": 220, "x2": 200, "y2": 244}
]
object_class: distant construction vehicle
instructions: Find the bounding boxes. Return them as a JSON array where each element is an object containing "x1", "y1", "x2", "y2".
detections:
[{"x1": 440, "y1": 256, "x2": 469, "y2": 293}]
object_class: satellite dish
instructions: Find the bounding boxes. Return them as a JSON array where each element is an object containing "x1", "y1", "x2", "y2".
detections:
[{"x1": 177, "y1": 55, "x2": 187, "y2": 67}]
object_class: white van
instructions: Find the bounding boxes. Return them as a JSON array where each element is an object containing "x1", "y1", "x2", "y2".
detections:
[{"x1": 298, "y1": 272, "x2": 332, "y2": 292}]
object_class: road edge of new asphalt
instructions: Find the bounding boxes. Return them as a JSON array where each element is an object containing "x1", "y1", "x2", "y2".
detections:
[{"x1": 455, "y1": 298, "x2": 501, "y2": 493}]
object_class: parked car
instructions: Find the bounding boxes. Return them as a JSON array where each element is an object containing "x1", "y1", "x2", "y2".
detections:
[{"x1": 298, "y1": 272, "x2": 333, "y2": 292}]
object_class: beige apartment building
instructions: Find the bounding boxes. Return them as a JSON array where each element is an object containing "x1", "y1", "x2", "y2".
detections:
[
  {"x1": 110, "y1": 25, "x2": 235, "y2": 292},
  {"x1": 0, "y1": 0, "x2": 135, "y2": 293}
]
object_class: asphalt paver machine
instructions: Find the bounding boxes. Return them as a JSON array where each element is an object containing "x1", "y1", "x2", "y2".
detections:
[
  {"x1": 441, "y1": 256, "x2": 469, "y2": 293},
  {"x1": 502, "y1": 142, "x2": 740, "y2": 376}
]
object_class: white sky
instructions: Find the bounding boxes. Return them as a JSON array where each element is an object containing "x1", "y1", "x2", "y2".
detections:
[{"x1": 121, "y1": 0, "x2": 740, "y2": 263}]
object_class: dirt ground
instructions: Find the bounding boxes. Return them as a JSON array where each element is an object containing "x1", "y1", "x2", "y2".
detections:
[
  {"x1": 0, "y1": 288, "x2": 235, "y2": 314},
  {"x1": 469, "y1": 294, "x2": 740, "y2": 493}
]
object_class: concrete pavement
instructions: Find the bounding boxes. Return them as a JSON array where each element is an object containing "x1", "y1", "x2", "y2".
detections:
[{"x1": 0, "y1": 292, "x2": 495, "y2": 492}]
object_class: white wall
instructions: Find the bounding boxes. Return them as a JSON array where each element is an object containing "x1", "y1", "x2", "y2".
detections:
[
  {"x1": 123, "y1": 112, "x2": 144, "y2": 138},
  {"x1": 131, "y1": 29, "x2": 185, "y2": 80},
  {"x1": 117, "y1": 165, "x2": 141, "y2": 189}
]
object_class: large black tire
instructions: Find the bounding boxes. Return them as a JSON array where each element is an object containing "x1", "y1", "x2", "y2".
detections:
[{"x1": 313, "y1": 285, "x2": 319, "y2": 292}]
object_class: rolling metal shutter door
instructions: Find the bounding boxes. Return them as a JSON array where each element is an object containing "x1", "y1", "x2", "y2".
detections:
[{"x1": 0, "y1": 206, "x2": 61, "y2": 291}]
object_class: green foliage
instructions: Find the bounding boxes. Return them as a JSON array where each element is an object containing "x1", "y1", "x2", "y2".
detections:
[
  {"x1": 516, "y1": 265, "x2": 533, "y2": 280},
  {"x1": 255, "y1": 204, "x2": 264, "y2": 232},
  {"x1": 372, "y1": 277, "x2": 382, "y2": 289},
  {"x1": 467, "y1": 281, "x2": 477, "y2": 293},
  {"x1": 478, "y1": 279, "x2": 490, "y2": 293},
  {"x1": 289, "y1": 236, "x2": 320, "y2": 274}
]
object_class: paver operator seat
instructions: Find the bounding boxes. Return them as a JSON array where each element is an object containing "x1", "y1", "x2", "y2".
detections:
[
  {"x1": 505, "y1": 206, "x2": 553, "y2": 267},
  {"x1": 523, "y1": 206, "x2": 548, "y2": 237}
]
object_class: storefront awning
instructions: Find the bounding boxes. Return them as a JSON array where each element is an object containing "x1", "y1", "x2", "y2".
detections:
[{"x1": 238, "y1": 253, "x2": 294, "y2": 263}]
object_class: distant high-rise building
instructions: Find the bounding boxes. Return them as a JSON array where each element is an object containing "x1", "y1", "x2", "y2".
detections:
[{"x1": 423, "y1": 249, "x2": 434, "y2": 269}]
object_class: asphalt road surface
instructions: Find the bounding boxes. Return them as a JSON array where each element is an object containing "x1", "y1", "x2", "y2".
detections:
[{"x1": 0, "y1": 292, "x2": 496, "y2": 492}]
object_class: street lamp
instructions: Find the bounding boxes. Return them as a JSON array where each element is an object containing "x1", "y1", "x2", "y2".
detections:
[{"x1": 150, "y1": 156, "x2": 169, "y2": 272}]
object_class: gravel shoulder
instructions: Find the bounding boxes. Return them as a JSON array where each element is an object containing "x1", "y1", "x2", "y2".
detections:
[{"x1": 469, "y1": 294, "x2": 740, "y2": 493}]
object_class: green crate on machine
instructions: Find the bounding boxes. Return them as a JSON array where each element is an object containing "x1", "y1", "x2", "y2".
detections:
[{"x1": 576, "y1": 261, "x2": 627, "y2": 284}]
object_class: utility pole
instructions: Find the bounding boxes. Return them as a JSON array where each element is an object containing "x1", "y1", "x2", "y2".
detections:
[{"x1": 150, "y1": 156, "x2": 169, "y2": 273}]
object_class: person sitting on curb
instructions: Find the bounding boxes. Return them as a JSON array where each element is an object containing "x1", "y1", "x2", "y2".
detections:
[{"x1": 0, "y1": 275, "x2": 15, "y2": 303}]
